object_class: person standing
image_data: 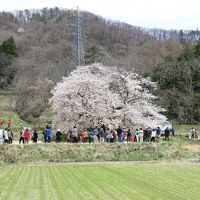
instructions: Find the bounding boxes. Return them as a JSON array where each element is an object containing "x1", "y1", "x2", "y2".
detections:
[
  {"x1": 72, "y1": 126, "x2": 78, "y2": 143},
  {"x1": 191, "y1": 128, "x2": 198, "y2": 138},
  {"x1": 127, "y1": 129, "x2": 131, "y2": 143},
  {"x1": 147, "y1": 127, "x2": 152, "y2": 142},
  {"x1": 171, "y1": 128, "x2": 175, "y2": 136},
  {"x1": 113, "y1": 129, "x2": 117, "y2": 143},
  {"x1": 67, "y1": 129, "x2": 72, "y2": 143},
  {"x1": 32, "y1": 129, "x2": 38, "y2": 143},
  {"x1": 164, "y1": 127, "x2": 170, "y2": 141},
  {"x1": 88, "y1": 130, "x2": 92, "y2": 143},
  {"x1": 143, "y1": 128, "x2": 148, "y2": 142},
  {"x1": 0, "y1": 119, "x2": 4, "y2": 128},
  {"x1": 93, "y1": 127, "x2": 99, "y2": 143},
  {"x1": 135, "y1": 129, "x2": 139, "y2": 142},
  {"x1": 99, "y1": 128, "x2": 104, "y2": 143},
  {"x1": 46, "y1": 126, "x2": 52, "y2": 143},
  {"x1": 19, "y1": 128, "x2": 24, "y2": 144},
  {"x1": 110, "y1": 130, "x2": 114, "y2": 143},
  {"x1": 117, "y1": 126, "x2": 123, "y2": 143},
  {"x1": 4, "y1": 128, "x2": 9, "y2": 143},
  {"x1": 24, "y1": 128, "x2": 31, "y2": 144},
  {"x1": 7, "y1": 120, "x2": 12, "y2": 128},
  {"x1": 156, "y1": 127, "x2": 161, "y2": 135},
  {"x1": 106, "y1": 128, "x2": 111, "y2": 143},
  {"x1": 138, "y1": 128, "x2": 144, "y2": 142},
  {"x1": 56, "y1": 129, "x2": 62, "y2": 143},
  {"x1": 101, "y1": 124, "x2": 106, "y2": 133},
  {"x1": 0, "y1": 128, "x2": 4, "y2": 144},
  {"x1": 8, "y1": 128, "x2": 13, "y2": 144},
  {"x1": 151, "y1": 129, "x2": 156, "y2": 142},
  {"x1": 81, "y1": 129, "x2": 87, "y2": 143},
  {"x1": 156, "y1": 127, "x2": 161, "y2": 143}
]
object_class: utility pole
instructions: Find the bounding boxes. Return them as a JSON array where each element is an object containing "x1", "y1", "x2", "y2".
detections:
[{"x1": 74, "y1": 7, "x2": 85, "y2": 67}]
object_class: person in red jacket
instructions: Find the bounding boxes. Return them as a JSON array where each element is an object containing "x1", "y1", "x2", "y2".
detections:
[
  {"x1": 0, "y1": 119, "x2": 4, "y2": 128},
  {"x1": 24, "y1": 128, "x2": 31, "y2": 144},
  {"x1": 8, "y1": 119, "x2": 12, "y2": 128}
]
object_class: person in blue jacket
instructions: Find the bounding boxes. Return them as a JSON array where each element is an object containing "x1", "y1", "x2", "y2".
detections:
[{"x1": 46, "y1": 126, "x2": 52, "y2": 143}]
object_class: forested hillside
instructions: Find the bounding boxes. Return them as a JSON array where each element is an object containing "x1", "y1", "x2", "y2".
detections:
[{"x1": 0, "y1": 7, "x2": 199, "y2": 124}]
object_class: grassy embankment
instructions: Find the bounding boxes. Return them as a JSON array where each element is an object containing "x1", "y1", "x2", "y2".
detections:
[
  {"x1": 0, "y1": 140, "x2": 200, "y2": 164},
  {"x1": 0, "y1": 93, "x2": 30, "y2": 132}
]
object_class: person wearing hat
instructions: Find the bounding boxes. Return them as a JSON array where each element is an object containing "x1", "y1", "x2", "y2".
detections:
[{"x1": 56, "y1": 129, "x2": 62, "y2": 143}]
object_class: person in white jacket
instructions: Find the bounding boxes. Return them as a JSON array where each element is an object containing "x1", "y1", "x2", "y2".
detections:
[
  {"x1": 3, "y1": 128, "x2": 9, "y2": 143},
  {"x1": 138, "y1": 128, "x2": 144, "y2": 142},
  {"x1": 151, "y1": 129, "x2": 156, "y2": 142},
  {"x1": 0, "y1": 128, "x2": 4, "y2": 144}
]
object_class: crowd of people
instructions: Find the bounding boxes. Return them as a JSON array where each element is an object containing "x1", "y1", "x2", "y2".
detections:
[
  {"x1": 16, "y1": 125, "x2": 175, "y2": 144},
  {"x1": 63, "y1": 125, "x2": 175, "y2": 143},
  {"x1": 0, "y1": 119, "x2": 198, "y2": 144},
  {"x1": 0, "y1": 119, "x2": 13, "y2": 144}
]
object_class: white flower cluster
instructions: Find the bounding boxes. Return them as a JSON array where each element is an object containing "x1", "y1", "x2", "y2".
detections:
[{"x1": 50, "y1": 63, "x2": 166, "y2": 130}]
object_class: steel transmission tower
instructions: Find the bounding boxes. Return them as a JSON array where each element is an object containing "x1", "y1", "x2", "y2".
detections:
[{"x1": 74, "y1": 7, "x2": 85, "y2": 67}]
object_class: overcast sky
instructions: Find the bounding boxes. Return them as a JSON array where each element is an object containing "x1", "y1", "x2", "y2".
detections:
[{"x1": 0, "y1": 0, "x2": 200, "y2": 30}]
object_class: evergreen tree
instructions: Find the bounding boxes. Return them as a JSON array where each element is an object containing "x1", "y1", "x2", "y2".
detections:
[
  {"x1": 1, "y1": 36, "x2": 18, "y2": 57},
  {"x1": 85, "y1": 46, "x2": 103, "y2": 65},
  {"x1": 195, "y1": 39, "x2": 200, "y2": 58},
  {"x1": 177, "y1": 44, "x2": 195, "y2": 62},
  {"x1": 0, "y1": 36, "x2": 18, "y2": 89}
]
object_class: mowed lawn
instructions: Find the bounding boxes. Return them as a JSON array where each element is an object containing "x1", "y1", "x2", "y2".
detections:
[{"x1": 0, "y1": 162, "x2": 200, "y2": 200}]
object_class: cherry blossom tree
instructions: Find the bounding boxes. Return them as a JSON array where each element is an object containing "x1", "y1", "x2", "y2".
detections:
[
  {"x1": 109, "y1": 69, "x2": 166, "y2": 127},
  {"x1": 50, "y1": 63, "x2": 166, "y2": 130}
]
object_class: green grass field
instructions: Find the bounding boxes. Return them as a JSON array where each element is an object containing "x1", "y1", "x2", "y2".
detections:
[{"x1": 0, "y1": 162, "x2": 199, "y2": 200}]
